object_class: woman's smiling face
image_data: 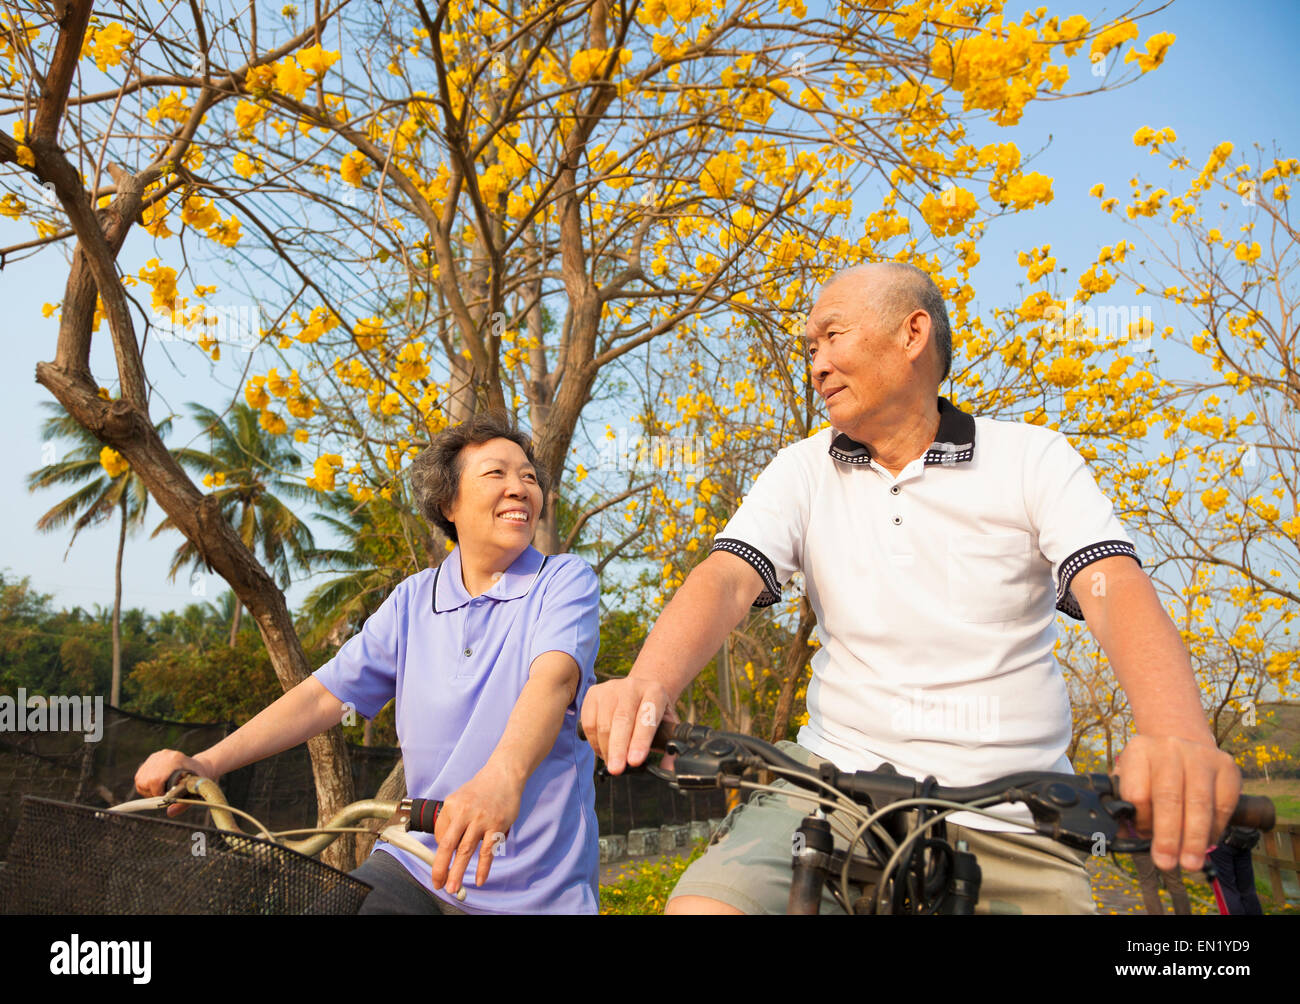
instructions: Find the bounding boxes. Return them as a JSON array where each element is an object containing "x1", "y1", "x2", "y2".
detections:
[{"x1": 441, "y1": 437, "x2": 544, "y2": 558}]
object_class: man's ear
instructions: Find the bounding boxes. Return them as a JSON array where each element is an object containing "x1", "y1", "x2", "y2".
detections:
[{"x1": 902, "y1": 309, "x2": 931, "y2": 360}]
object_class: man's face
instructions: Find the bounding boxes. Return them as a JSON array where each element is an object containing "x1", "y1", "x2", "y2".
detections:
[{"x1": 804, "y1": 272, "x2": 908, "y2": 435}]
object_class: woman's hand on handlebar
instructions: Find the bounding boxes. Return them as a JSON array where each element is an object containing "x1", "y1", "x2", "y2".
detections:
[
  {"x1": 430, "y1": 760, "x2": 523, "y2": 897},
  {"x1": 134, "y1": 750, "x2": 218, "y2": 817},
  {"x1": 579, "y1": 677, "x2": 676, "y2": 774}
]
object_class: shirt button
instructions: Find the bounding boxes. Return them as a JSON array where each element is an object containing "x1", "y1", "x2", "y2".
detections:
[
  {"x1": 463, "y1": 648, "x2": 472, "y2": 657},
  {"x1": 890, "y1": 485, "x2": 901, "y2": 495},
  {"x1": 892, "y1": 516, "x2": 902, "y2": 525}
]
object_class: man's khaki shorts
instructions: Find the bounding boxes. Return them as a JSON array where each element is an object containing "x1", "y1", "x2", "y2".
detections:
[{"x1": 669, "y1": 742, "x2": 1096, "y2": 915}]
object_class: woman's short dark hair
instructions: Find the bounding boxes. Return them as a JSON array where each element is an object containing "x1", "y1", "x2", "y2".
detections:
[{"x1": 409, "y1": 413, "x2": 549, "y2": 543}]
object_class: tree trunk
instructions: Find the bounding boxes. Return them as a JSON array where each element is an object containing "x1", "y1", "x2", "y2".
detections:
[
  {"x1": 534, "y1": 491, "x2": 561, "y2": 556},
  {"x1": 111, "y1": 493, "x2": 125, "y2": 707},
  {"x1": 355, "y1": 757, "x2": 407, "y2": 866},
  {"x1": 31, "y1": 157, "x2": 357, "y2": 869},
  {"x1": 228, "y1": 602, "x2": 242, "y2": 648},
  {"x1": 718, "y1": 637, "x2": 733, "y2": 727}
]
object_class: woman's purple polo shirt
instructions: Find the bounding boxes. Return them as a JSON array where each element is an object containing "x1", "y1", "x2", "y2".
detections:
[{"x1": 313, "y1": 545, "x2": 600, "y2": 914}]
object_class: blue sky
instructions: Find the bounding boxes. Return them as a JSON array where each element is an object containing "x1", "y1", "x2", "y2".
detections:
[{"x1": 1, "y1": 0, "x2": 1296, "y2": 617}]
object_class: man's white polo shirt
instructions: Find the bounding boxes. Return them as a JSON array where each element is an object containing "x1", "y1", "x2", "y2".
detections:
[{"x1": 711, "y1": 397, "x2": 1139, "y2": 831}]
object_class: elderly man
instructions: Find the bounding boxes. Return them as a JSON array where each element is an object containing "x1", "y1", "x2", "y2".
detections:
[{"x1": 581, "y1": 262, "x2": 1241, "y2": 914}]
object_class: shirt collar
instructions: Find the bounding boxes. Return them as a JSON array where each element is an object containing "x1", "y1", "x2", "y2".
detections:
[
  {"x1": 828, "y1": 397, "x2": 976, "y2": 468},
  {"x1": 432, "y1": 545, "x2": 547, "y2": 612}
]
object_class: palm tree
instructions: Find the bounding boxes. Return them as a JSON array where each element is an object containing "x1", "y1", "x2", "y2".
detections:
[
  {"x1": 27, "y1": 402, "x2": 172, "y2": 706},
  {"x1": 158, "y1": 402, "x2": 316, "y2": 645},
  {"x1": 298, "y1": 488, "x2": 436, "y2": 647},
  {"x1": 298, "y1": 488, "x2": 440, "y2": 745}
]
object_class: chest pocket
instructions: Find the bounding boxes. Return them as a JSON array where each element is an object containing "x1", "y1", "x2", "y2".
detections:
[{"x1": 946, "y1": 531, "x2": 1036, "y2": 623}]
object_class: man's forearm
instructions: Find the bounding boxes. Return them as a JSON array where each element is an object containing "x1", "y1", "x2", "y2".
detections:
[
  {"x1": 627, "y1": 552, "x2": 762, "y2": 705},
  {"x1": 1077, "y1": 557, "x2": 1214, "y2": 743},
  {"x1": 196, "y1": 677, "x2": 347, "y2": 778}
]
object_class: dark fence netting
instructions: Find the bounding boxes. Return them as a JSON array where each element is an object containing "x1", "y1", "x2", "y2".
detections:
[
  {"x1": 0, "y1": 703, "x2": 400, "y2": 862},
  {"x1": 595, "y1": 771, "x2": 727, "y2": 836},
  {"x1": 0, "y1": 701, "x2": 724, "y2": 868},
  {"x1": 0, "y1": 704, "x2": 232, "y2": 862}
]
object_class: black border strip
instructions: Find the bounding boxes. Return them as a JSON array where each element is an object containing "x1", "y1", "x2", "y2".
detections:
[
  {"x1": 1055, "y1": 539, "x2": 1141, "y2": 620},
  {"x1": 710, "y1": 538, "x2": 782, "y2": 608}
]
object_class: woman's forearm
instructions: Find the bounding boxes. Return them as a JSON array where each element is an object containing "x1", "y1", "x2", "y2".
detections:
[
  {"x1": 485, "y1": 650, "x2": 581, "y2": 788},
  {"x1": 195, "y1": 677, "x2": 347, "y2": 778}
]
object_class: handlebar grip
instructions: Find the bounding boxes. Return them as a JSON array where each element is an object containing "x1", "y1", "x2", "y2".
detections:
[
  {"x1": 407, "y1": 798, "x2": 443, "y2": 833},
  {"x1": 1110, "y1": 775, "x2": 1276, "y2": 832},
  {"x1": 166, "y1": 770, "x2": 194, "y2": 789},
  {"x1": 1230, "y1": 795, "x2": 1274, "y2": 832}
]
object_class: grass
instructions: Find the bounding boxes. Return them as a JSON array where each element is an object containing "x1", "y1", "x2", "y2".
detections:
[
  {"x1": 1242, "y1": 778, "x2": 1300, "y2": 824},
  {"x1": 599, "y1": 841, "x2": 707, "y2": 915}
]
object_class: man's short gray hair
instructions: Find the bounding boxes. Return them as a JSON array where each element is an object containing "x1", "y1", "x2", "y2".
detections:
[{"x1": 824, "y1": 263, "x2": 953, "y2": 383}]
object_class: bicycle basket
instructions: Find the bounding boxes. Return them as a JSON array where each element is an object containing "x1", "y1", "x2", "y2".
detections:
[{"x1": 0, "y1": 797, "x2": 372, "y2": 915}]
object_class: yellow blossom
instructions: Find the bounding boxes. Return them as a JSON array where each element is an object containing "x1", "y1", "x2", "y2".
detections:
[
  {"x1": 307, "y1": 453, "x2": 343, "y2": 492},
  {"x1": 89, "y1": 23, "x2": 134, "y2": 72},
  {"x1": 1089, "y1": 21, "x2": 1138, "y2": 61},
  {"x1": 274, "y1": 58, "x2": 312, "y2": 100},
  {"x1": 996, "y1": 172, "x2": 1053, "y2": 210},
  {"x1": 700, "y1": 151, "x2": 743, "y2": 198},
  {"x1": 296, "y1": 44, "x2": 340, "y2": 77},
  {"x1": 1124, "y1": 32, "x2": 1175, "y2": 73},
  {"x1": 1200, "y1": 486, "x2": 1229, "y2": 514},
  {"x1": 245, "y1": 376, "x2": 270, "y2": 410},
  {"x1": 354, "y1": 316, "x2": 386, "y2": 351},
  {"x1": 99, "y1": 447, "x2": 129, "y2": 478},
  {"x1": 259, "y1": 410, "x2": 288, "y2": 435},
  {"x1": 181, "y1": 195, "x2": 221, "y2": 230},
  {"x1": 232, "y1": 152, "x2": 263, "y2": 179},
  {"x1": 340, "y1": 151, "x2": 372, "y2": 188},
  {"x1": 206, "y1": 216, "x2": 242, "y2": 247},
  {"x1": 234, "y1": 100, "x2": 266, "y2": 133},
  {"x1": 921, "y1": 187, "x2": 978, "y2": 236}
]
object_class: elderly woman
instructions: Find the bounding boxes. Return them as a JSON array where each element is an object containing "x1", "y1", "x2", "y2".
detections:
[{"x1": 135, "y1": 415, "x2": 601, "y2": 914}]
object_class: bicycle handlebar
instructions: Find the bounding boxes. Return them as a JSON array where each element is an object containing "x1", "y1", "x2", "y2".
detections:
[{"x1": 582, "y1": 720, "x2": 1276, "y2": 843}]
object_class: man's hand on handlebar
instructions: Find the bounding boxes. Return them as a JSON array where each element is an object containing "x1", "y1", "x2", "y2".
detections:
[
  {"x1": 579, "y1": 677, "x2": 676, "y2": 774},
  {"x1": 1115, "y1": 734, "x2": 1242, "y2": 873},
  {"x1": 134, "y1": 749, "x2": 219, "y2": 817}
]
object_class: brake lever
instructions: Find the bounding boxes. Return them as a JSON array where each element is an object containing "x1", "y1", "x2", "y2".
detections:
[
  {"x1": 1005, "y1": 773, "x2": 1139, "y2": 853},
  {"x1": 663, "y1": 734, "x2": 759, "y2": 790}
]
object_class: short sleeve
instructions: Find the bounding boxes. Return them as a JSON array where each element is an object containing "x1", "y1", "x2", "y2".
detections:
[
  {"x1": 1025, "y1": 431, "x2": 1140, "y2": 620},
  {"x1": 526, "y1": 557, "x2": 600, "y2": 710},
  {"x1": 709, "y1": 442, "x2": 813, "y2": 608},
  {"x1": 312, "y1": 579, "x2": 407, "y2": 720}
]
